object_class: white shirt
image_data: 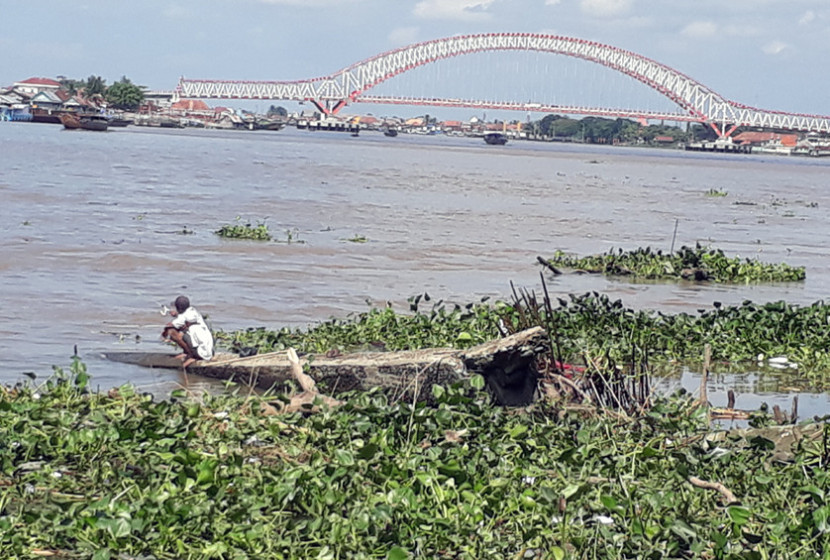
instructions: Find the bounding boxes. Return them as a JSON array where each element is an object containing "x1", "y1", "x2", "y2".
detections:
[{"x1": 171, "y1": 306, "x2": 214, "y2": 360}]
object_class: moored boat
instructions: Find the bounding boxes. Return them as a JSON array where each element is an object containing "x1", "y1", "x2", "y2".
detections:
[
  {"x1": 484, "y1": 132, "x2": 508, "y2": 145},
  {"x1": 107, "y1": 117, "x2": 132, "y2": 127},
  {"x1": 60, "y1": 113, "x2": 108, "y2": 131},
  {"x1": 59, "y1": 113, "x2": 81, "y2": 129},
  {"x1": 80, "y1": 115, "x2": 108, "y2": 131}
]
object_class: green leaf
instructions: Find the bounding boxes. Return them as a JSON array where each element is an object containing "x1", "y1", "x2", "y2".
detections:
[
  {"x1": 456, "y1": 332, "x2": 473, "y2": 342},
  {"x1": 387, "y1": 546, "x2": 409, "y2": 560},
  {"x1": 357, "y1": 443, "x2": 379, "y2": 460},
  {"x1": 197, "y1": 459, "x2": 217, "y2": 485},
  {"x1": 470, "y1": 374, "x2": 485, "y2": 390},
  {"x1": 727, "y1": 505, "x2": 752, "y2": 527},
  {"x1": 509, "y1": 425, "x2": 528, "y2": 438},
  {"x1": 562, "y1": 484, "x2": 582, "y2": 499},
  {"x1": 113, "y1": 518, "x2": 131, "y2": 539},
  {"x1": 431, "y1": 384, "x2": 446, "y2": 399},
  {"x1": 334, "y1": 449, "x2": 355, "y2": 466},
  {"x1": 600, "y1": 495, "x2": 618, "y2": 511},
  {"x1": 813, "y1": 505, "x2": 830, "y2": 533},
  {"x1": 550, "y1": 546, "x2": 565, "y2": 560}
]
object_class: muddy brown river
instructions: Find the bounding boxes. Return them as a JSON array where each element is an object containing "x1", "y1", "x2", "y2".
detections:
[{"x1": 2, "y1": 123, "x2": 829, "y2": 417}]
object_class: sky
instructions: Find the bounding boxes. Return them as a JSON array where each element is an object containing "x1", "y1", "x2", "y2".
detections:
[{"x1": 1, "y1": 0, "x2": 829, "y2": 118}]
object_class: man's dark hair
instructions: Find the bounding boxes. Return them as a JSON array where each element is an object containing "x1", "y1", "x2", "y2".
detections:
[{"x1": 174, "y1": 295, "x2": 190, "y2": 313}]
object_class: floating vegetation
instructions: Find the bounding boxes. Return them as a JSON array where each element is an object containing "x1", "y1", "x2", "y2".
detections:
[
  {"x1": 0, "y1": 358, "x2": 827, "y2": 558},
  {"x1": 215, "y1": 217, "x2": 272, "y2": 241},
  {"x1": 218, "y1": 297, "x2": 499, "y2": 356},
  {"x1": 705, "y1": 188, "x2": 728, "y2": 197},
  {"x1": 543, "y1": 244, "x2": 805, "y2": 283},
  {"x1": 344, "y1": 234, "x2": 368, "y2": 243},
  {"x1": 219, "y1": 287, "x2": 830, "y2": 386}
]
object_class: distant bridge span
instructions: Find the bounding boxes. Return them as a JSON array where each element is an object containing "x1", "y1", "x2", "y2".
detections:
[{"x1": 178, "y1": 33, "x2": 830, "y2": 137}]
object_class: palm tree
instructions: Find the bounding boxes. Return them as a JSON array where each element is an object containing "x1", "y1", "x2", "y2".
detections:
[{"x1": 85, "y1": 75, "x2": 107, "y2": 97}]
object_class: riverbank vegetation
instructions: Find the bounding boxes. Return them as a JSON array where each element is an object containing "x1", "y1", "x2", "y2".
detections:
[
  {"x1": 541, "y1": 245, "x2": 805, "y2": 283},
  {"x1": 1, "y1": 357, "x2": 828, "y2": 559},
  {"x1": 58, "y1": 75, "x2": 145, "y2": 111},
  {"x1": 524, "y1": 115, "x2": 718, "y2": 145}
]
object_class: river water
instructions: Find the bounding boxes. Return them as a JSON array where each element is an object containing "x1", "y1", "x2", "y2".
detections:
[{"x1": 2, "y1": 123, "x2": 829, "y2": 417}]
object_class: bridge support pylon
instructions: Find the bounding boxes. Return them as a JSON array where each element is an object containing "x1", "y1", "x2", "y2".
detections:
[
  {"x1": 709, "y1": 122, "x2": 739, "y2": 139},
  {"x1": 309, "y1": 99, "x2": 348, "y2": 116}
]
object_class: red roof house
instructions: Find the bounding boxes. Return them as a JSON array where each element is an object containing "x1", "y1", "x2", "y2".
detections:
[{"x1": 13, "y1": 77, "x2": 62, "y2": 95}]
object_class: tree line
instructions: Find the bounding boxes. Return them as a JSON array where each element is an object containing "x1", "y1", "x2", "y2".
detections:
[
  {"x1": 526, "y1": 114, "x2": 718, "y2": 144},
  {"x1": 57, "y1": 75, "x2": 146, "y2": 112}
]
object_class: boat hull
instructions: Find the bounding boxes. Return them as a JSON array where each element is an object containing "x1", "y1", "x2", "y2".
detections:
[
  {"x1": 484, "y1": 133, "x2": 508, "y2": 145},
  {"x1": 103, "y1": 327, "x2": 547, "y2": 405},
  {"x1": 80, "y1": 116, "x2": 108, "y2": 131},
  {"x1": 59, "y1": 113, "x2": 81, "y2": 129}
]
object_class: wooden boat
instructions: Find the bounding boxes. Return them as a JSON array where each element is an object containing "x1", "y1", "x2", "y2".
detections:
[
  {"x1": 59, "y1": 113, "x2": 81, "y2": 129},
  {"x1": 484, "y1": 132, "x2": 508, "y2": 145},
  {"x1": 104, "y1": 327, "x2": 548, "y2": 405},
  {"x1": 253, "y1": 120, "x2": 285, "y2": 131},
  {"x1": 60, "y1": 113, "x2": 108, "y2": 131},
  {"x1": 80, "y1": 115, "x2": 108, "y2": 131},
  {"x1": 107, "y1": 117, "x2": 132, "y2": 127},
  {"x1": 159, "y1": 118, "x2": 184, "y2": 129}
]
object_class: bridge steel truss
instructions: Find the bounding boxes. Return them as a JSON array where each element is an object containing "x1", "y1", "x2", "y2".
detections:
[{"x1": 178, "y1": 33, "x2": 830, "y2": 136}]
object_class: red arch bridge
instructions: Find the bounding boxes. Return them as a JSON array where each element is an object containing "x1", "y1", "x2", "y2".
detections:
[{"x1": 177, "y1": 33, "x2": 830, "y2": 138}]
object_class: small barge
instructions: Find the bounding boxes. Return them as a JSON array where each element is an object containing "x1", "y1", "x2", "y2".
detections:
[{"x1": 683, "y1": 139, "x2": 751, "y2": 154}]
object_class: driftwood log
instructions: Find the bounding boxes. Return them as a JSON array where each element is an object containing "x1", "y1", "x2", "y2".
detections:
[{"x1": 105, "y1": 326, "x2": 550, "y2": 406}]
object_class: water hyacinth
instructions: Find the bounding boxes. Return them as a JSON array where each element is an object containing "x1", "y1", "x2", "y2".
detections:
[
  {"x1": 0, "y1": 359, "x2": 827, "y2": 558},
  {"x1": 219, "y1": 290, "x2": 830, "y2": 387},
  {"x1": 543, "y1": 244, "x2": 805, "y2": 283},
  {"x1": 215, "y1": 217, "x2": 272, "y2": 241}
]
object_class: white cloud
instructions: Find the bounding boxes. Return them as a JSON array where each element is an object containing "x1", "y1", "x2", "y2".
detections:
[
  {"x1": 799, "y1": 10, "x2": 816, "y2": 25},
  {"x1": 545, "y1": 0, "x2": 562, "y2": 5},
  {"x1": 681, "y1": 21, "x2": 718, "y2": 39},
  {"x1": 762, "y1": 40, "x2": 789, "y2": 55},
  {"x1": 413, "y1": 0, "x2": 496, "y2": 21},
  {"x1": 579, "y1": 0, "x2": 633, "y2": 18},
  {"x1": 388, "y1": 27, "x2": 420, "y2": 46}
]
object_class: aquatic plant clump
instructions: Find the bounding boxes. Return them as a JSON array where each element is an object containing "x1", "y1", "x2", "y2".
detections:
[
  {"x1": 544, "y1": 245, "x2": 805, "y2": 283},
  {"x1": 219, "y1": 292, "x2": 830, "y2": 386},
  {"x1": 1, "y1": 360, "x2": 828, "y2": 559},
  {"x1": 218, "y1": 299, "x2": 501, "y2": 356},
  {"x1": 215, "y1": 218, "x2": 272, "y2": 241}
]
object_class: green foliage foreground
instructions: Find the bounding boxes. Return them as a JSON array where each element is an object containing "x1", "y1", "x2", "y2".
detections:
[
  {"x1": 544, "y1": 245, "x2": 806, "y2": 283},
  {"x1": 2, "y1": 360, "x2": 828, "y2": 559}
]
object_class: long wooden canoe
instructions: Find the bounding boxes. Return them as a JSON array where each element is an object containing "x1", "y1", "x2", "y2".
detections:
[{"x1": 104, "y1": 327, "x2": 549, "y2": 405}]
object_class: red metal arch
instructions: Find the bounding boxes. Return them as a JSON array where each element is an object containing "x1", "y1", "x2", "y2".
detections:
[{"x1": 327, "y1": 33, "x2": 722, "y2": 120}]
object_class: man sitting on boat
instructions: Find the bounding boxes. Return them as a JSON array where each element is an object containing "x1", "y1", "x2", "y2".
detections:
[{"x1": 161, "y1": 295, "x2": 214, "y2": 368}]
